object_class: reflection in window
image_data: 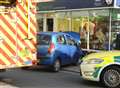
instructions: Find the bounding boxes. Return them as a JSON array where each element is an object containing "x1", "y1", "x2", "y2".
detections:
[
  {"x1": 72, "y1": 11, "x2": 89, "y2": 49},
  {"x1": 36, "y1": 14, "x2": 43, "y2": 32},
  {"x1": 56, "y1": 12, "x2": 71, "y2": 32},
  {"x1": 111, "y1": 9, "x2": 120, "y2": 50},
  {"x1": 71, "y1": 10, "x2": 110, "y2": 50},
  {"x1": 89, "y1": 10, "x2": 109, "y2": 50}
]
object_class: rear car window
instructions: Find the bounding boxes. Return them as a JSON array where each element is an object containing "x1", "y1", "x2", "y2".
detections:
[{"x1": 37, "y1": 34, "x2": 51, "y2": 45}]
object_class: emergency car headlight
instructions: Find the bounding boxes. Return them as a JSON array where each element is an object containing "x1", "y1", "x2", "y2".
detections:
[{"x1": 83, "y1": 58, "x2": 104, "y2": 64}]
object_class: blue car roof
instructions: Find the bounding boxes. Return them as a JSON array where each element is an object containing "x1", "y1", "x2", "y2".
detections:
[
  {"x1": 37, "y1": 32, "x2": 66, "y2": 35},
  {"x1": 37, "y1": 32, "x2": 81, "y2": 42}
]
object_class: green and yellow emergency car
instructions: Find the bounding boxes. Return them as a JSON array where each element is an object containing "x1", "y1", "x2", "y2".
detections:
[{"x1": 80, "y1": 51, "x2": 120, "y2": 88}]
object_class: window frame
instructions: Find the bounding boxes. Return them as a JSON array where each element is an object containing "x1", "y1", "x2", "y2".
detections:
[{"x1": 65, "y1": 35, "x2": 76, "y2": 46}]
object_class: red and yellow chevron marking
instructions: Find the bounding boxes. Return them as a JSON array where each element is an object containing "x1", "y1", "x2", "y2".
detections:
[{"x1": 0, "y1": 0, "x2": 37, "y2": 69}]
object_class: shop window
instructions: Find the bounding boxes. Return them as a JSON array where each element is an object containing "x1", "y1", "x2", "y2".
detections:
[
  {"x1": 36, "y1": 14, "x2": 43, "y2": 32},
  {"x1": 111, "y1": 9, "x2": 120, "y2": 50},
  {"x1": 47, "y1": 18, "x2": 53, "y2": 31},
  {"x1": 88, "y1": 10, "x2": 109, "y2": 50},
  {"x1": 72, "y1": 11, "x2": 89, "y2": 49},
  {"x1": 72, "y1": 10, "x2": 109, "y2": 50},
  {"x1": 56, "y1": 12, "x2": 71, "y2": 32}
]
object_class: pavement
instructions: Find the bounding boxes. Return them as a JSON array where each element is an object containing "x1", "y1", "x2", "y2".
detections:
[{"x1": 0, "y1": 82, "x2": 18, "y2": 88}]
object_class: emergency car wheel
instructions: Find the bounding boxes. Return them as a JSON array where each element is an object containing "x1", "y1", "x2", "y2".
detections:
[
  {"x1": 101, "y1": 66, "x2": 120, "y2": 88},
  {"x1": 52, "y1": 59, "x2": 61, "y2": 72}
]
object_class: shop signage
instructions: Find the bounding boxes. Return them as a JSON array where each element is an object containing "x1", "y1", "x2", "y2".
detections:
[
  {"x1": 105, "y1": 0, "x2": 113, "y2": 5},
  {"x1": 38, "y1": 0, "x2": 115, "y2": 11},
  {"x1": 94, "y1": 0, "x2": 114, "y2": 6}
]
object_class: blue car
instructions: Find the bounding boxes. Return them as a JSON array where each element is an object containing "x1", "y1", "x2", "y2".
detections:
[{"x1": 37, "y1": 32, "x2": 84, "y2": 72}]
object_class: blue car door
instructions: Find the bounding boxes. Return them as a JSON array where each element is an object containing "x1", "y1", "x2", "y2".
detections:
[
  {"x1": 55, "y1": 35, "x2": 70, "y2": 65},
  {"x1": 65, "y1": 35, "x2": 80, "y2": 63}
]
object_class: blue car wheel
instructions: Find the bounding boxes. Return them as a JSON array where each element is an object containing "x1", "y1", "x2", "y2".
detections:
[{"x1": 52, "y1": 59, "x2": 61, "y2": 72}]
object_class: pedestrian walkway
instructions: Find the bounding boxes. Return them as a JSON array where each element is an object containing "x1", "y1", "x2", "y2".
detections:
[{"x1": 0, "y1": 82, "x2": 19, "y2": 88}]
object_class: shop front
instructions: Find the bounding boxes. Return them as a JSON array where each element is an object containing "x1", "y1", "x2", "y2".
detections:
[{"x1": 36, "y1": 0, "x2": 120, "y2": 51}]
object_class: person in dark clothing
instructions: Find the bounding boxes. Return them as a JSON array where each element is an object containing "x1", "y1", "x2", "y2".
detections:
[{"x1": 113, "y1": 33, "x2": 120, "y2": 50}]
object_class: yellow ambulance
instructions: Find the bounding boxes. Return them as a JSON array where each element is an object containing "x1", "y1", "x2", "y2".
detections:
[
  {"x1": 80, "y1": 51, "x2": 120, "y2": 88},
  {"x1": 0, "y1": 0, "x2": 37, "y2": 70}
]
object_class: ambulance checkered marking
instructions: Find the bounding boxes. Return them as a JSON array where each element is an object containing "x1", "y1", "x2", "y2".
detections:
[
  {"x1": 0, "y1": 0, "x2": 37, "y2": 68},
  {"x1": 0, "y1": 15, "x2": 25, "y2": 64}
]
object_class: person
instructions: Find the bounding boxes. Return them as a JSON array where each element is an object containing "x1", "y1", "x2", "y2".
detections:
[
  {"x1": 95, "y1": 28, "x2": 105, "y2": 43},
  {"x1": 57, "y1": 36, "x2": 65, "y2": 44},
  {"x1": 112, "y1": 33, "x2": 120, "y2": 50},
  {"x1": 94, "y1": 28, "x2": 105, "y2": 49}
]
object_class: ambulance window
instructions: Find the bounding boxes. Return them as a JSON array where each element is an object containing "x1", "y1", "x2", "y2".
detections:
[{"x1": 0, "y1": 0, "x2": 16, "y2": 7}]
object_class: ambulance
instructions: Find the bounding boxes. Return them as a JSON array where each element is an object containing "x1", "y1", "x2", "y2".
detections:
[
  {"x1": 80, "y1": 51, "x2": 120, "y2": 88},
  {"x1": 0, "y1": 0, "x2": 37, "y2": 70}
]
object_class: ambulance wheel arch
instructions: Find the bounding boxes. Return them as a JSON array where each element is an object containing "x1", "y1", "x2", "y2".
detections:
[{"x1": 99, "y1": 64, "x2": 120, "y2": 88}]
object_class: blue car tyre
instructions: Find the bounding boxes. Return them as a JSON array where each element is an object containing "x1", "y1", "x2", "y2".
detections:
[
  {"x1": 52, "y1": 59, "x2": 61, "y2": 72},
  {"x1": 100, "y1": 66, "x2": 120, "y2": 88},
  {"x1": 73, "y1": 56, "x2": 83, "y2": 66}
]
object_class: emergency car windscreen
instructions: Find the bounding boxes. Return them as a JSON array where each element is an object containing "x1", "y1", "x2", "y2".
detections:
[{"x1": 0, "y1": 0, "x2": 16, "y2": 7}]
